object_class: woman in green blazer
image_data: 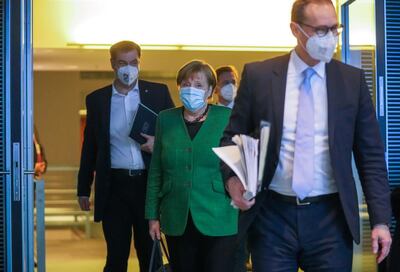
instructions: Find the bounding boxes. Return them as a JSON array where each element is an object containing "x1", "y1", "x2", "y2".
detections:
[{"x1": 145, "y1": 60, "x2": 238, "y2": 272}]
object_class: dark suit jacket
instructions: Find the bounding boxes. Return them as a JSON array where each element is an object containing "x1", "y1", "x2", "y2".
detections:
[
  {"x1": 77, "y1": 79, "x2": 174, "y2": 222},
  {"x1": 220, "y1": 54, "x2": 391, "y2": 244}
]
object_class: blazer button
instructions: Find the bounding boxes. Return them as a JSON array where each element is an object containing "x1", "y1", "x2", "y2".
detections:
[
  {"x1": 187, "y1": 165, "x2": 192, "y2": 170},
  {"x1": 187, "y1": 148, "x2": 192, "y2": 152}
]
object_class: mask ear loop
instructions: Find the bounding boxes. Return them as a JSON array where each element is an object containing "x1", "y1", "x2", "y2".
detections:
[
  {"x1": 295, "y1": 23, "x2": 311, "y2": 38},
  {"x1": 295, "y1": 23, "x2": 311, "y2": 53}
]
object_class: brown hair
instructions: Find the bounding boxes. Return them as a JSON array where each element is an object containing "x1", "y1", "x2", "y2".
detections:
[
  {"x1": 176, "y1": 60, "x2": 217, "y2": 90},
  {"x1": 215, "y1": 65, "x2": 239, "y2": 82},
  {"x1": 291, "y1": 0, "x2": 335, "y2": 23},
  {"x1": 109, "y1": 40, "x2": 141, "y2": 59}
]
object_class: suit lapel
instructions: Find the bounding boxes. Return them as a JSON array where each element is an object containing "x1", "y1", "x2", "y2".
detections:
[
  {"x1": 326, "y1": 60, "x2": 342, "y2": 151},
  {"x1": 138, "y1": 80, "x2": 151, "y2": 107},
  {"x1": 271, "y1": 54, "x2": 290, "y2": 159}
]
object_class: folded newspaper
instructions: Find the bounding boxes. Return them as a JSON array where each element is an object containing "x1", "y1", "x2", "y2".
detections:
[{"x1": 213, "y1": 121, "x2": 271, "y2": 201}]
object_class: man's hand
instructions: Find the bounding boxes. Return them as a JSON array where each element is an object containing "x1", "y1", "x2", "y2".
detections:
[
  {"x1": 149, "y1": 220, "x2": 161, "y2": 240},
  {"x1": 140, "y1": 133, "x2": 154, "y2": 153},
  {"x1": 371, "y1": 224, "x2": 392, "y2": 263},
  {"x1": 226, "y1": 176, "x2": 255, "y2": 211},
  {"x1": 78, "y1": 196, "x2": 91, "y2": 211}
]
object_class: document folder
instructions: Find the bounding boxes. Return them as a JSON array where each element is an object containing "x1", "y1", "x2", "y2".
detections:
[
  {"x1": 213, "y1": 121, "x2": 271, "y2": 202},
  {"x1": 129, "y1": 103, "x2": 158, "y2": 145}
]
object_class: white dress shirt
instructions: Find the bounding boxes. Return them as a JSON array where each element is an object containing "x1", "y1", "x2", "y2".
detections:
[
  {"x1": 217, "y1": 101, "x2": 234, "y2": 109},
  {"x1": 110, "y1": 82, "x2": 145, "y2": 170},
  {"x1": 269, "y1": 50, "x2": 337, "y2": 197}
]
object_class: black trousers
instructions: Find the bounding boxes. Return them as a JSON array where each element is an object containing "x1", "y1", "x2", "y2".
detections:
[
  {"x1": 233, "y1": 234, "x2": 249, "y2": 272},
  {"x1": 249, "y1": 191, "x2": 353, "y2": 272},
  {"x1": 102, "y1": 170, "x2": 156, "y2": 272},
  {"x1": 165, "y1": 213, "x2": 237, "y2": 272},
  {"x1": 388, "y1": 188, "x2": 400, "y2": 272},
  {"x1": 388, "y1": 219, "x2": 400, "y2": 272}
]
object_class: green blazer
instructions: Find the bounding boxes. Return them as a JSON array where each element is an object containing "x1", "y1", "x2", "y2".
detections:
[{"x1": 145, "y1": 105, "x2": 238, "y2": 236}]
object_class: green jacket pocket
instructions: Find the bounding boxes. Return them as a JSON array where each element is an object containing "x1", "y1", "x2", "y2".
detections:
[{"x1": 212, "y1": 178, "x2": 226, "y2": 194}]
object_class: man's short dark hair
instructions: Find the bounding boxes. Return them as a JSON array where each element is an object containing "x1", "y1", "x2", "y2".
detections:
[
  {"x1": 110, "y1": 40, "x2": 141, "y2": 59},
  {"x1": 291, "y1": 0, "x2": 335, "y2": 23},
  {"x1": 215, "y1": 65, "x2": 238, "y2": 82}
]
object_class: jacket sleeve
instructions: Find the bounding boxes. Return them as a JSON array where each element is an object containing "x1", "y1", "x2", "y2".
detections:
[
  {"x1": 353, "y1": 70, "x2": 391, "y2": 227},
  {"x1": 219, "y1": 64, "x2": 255, "y2": 185},
  {"x1": 77, "y1": 95, "x2": 97, "y2": 197},
  {"x1": 145, "y1": 114, "x2": 163, "y2": 220}
]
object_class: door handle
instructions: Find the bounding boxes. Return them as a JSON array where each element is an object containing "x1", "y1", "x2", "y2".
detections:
[
  {"x1": 0, "y1": 171, "x2": 11, "y2": 175},
  {"x1": 13, "y1": 143, "x2": 21, "y2": 201},
  {"x1": 24, "y1": 170, "x2": 35, "y2": 175},
  {"x1": 379, "y1": 76, "x2": 385, "y2": 117}
]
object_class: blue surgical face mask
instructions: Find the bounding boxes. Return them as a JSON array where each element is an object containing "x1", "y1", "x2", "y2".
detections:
[{"x1": 179, "y1": 87, "x2": 206, "y2": 112}]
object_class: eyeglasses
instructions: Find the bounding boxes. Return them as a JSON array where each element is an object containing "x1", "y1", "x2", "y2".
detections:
[{"x1": 298, "y1": 22, "x2": 343, "y2": 37}]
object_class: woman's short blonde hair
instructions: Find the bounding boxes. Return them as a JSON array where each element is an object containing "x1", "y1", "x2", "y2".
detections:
[{"x1": 176, "y1": 60, "x2": 217, "y2": 90}]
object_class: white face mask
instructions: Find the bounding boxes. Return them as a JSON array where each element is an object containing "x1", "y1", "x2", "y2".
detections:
[
  {"x1": 220, "y1": 83, "x2": 237, "y2": 102},
  {"x1": 297, "y1": 24, "x2": 338, "y2": 63},
  {"x1": 117, "y1": 65, "x2": 139, "y2": 86}
]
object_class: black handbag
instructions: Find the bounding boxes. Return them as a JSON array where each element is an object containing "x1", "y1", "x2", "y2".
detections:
[{"x1": 149, "y1": 238, "x2": 172, "y2": 272}]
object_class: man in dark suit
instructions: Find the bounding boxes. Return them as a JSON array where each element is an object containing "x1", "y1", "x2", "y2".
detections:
[
  {"x1": 77, "y1": 40, "x2": 174, "y2": 272},
  {"x1": 220, "y1": 1, "x2": 392, "y2": 271}
]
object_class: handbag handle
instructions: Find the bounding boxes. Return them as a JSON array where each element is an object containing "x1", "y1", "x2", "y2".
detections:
[
  {"x1": 149, "y1": 239, "x2": 160, "y2": 272},
  {"x1": 160, "y1": 238, "x2": 170, "y2": 262},
  {"x1": 149, "y1": 238, "x2": 170, "y2": 272}
]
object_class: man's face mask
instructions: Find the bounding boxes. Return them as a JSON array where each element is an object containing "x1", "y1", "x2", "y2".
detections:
[
  {"x1": 297, "y1": 24, "x2": 338, "y2": 63},
  {"x1": 220, "y1": 83, "x2": 237, "y2": 102},
  {"x1": 117, "y1": 65, "x2": 139, "y2": 86}
]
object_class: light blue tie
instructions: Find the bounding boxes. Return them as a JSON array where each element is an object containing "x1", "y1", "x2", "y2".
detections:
[{"x1": 292, "y1": 67, "x2": 316, "y2": 200}]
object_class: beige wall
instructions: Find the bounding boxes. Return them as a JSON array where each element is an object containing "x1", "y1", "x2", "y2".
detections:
[
  {"x1": 34, "y1": 71, "x2": 108, "y2": 166},
  {"x1": 34, "y1": 50, "x2": 287, "y2": 167}
]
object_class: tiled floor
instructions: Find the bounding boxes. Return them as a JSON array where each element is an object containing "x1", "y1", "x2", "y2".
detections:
[
  {"x1": 45, "y1": 228, "x2": 140, "y2": 272},
  {"x1": 43, "y1": 228, "x2": 377, "y2": 272}
]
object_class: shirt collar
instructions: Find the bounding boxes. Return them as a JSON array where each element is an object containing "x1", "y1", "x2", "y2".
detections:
[
  {"x1": 217, "y1": 101, "x2": 234, "y2": 109},
  {"x1": 112, "y1": 80, "x2": 139, "y2": 96},
  {"x1": 290, "y1": 50, "x2": 326, "y2": 79}
]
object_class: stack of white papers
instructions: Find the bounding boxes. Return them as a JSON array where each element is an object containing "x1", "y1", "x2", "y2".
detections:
[{"x1": 213, "y1": 121, "x2": 271, "y2": 201}]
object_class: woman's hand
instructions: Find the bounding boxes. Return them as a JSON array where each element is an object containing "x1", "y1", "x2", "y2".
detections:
[{"x1": 149, "y1": 220, "x2": 161, "y2": 240}]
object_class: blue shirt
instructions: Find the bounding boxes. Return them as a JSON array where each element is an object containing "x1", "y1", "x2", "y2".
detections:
[{"x1": 269, "y1": 50, "x2": 337, "y2": 197}]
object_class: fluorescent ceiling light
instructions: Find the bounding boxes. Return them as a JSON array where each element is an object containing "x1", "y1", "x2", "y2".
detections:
[
  {"x1": 35, "y1": 0, "x2": 376, "y2": 50},
  {"x1": 67, "y1": 43, "x2": 293, "y2": 52},
  {"x1": 67, "y1": 0, "x2": 297, "y2": 48}
]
